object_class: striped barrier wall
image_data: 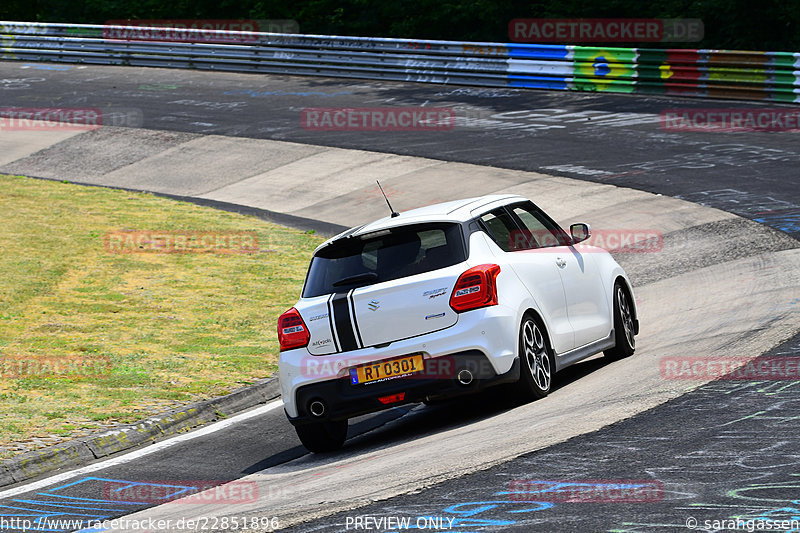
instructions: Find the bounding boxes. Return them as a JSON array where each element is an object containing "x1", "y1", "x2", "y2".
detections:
[{"x1": 1, "y1": 22, "x2": 798, "y2": 103}]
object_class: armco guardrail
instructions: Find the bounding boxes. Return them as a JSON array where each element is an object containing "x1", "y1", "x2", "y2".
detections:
[{"x1": 1, "y1": 21, "x2": 798, "y2": 103}]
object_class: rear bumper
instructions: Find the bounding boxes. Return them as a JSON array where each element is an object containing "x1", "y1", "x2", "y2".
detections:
[
  {"x1": 287, "y1": 351, "x2": 520, "y2": 426},
  {"x1": 280, "y1": 305, "x2": 518, "y2": 418}
]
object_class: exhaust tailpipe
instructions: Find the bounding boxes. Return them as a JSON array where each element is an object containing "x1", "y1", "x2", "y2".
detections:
[
  {"x1": 457, "y1": 369, "x2": 474, "y2": 386},
  {"x1": 309, "y1": 399, "x2": 327, "y2": 417}
]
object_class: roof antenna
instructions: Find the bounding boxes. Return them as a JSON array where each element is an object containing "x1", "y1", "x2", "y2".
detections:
[{"x1": 376, "y1": 180, "x2": 399, "y2": 218}]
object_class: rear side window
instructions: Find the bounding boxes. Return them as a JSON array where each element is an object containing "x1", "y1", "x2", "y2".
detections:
[
  {"x1": 303, "y1": 223, "x2": 466, "y2": 297},
  {"x1": 479, "y1": 209, "x2": 518, "y2": 252}
]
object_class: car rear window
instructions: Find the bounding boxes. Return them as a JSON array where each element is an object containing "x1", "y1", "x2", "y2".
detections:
[{"x1": 302, "y1": 223, "x2": 466, "y2": 298}]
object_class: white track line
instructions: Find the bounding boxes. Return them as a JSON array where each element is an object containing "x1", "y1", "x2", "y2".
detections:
[{"x1": 0, "y1": 399, "x2": 284, "y2": 499}]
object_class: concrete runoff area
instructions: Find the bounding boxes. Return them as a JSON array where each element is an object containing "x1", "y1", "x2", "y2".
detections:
[
  {"x1": 0, "y1": 128, "x2": 84, "y2": 167},
  {"x1": 0, "y1": 123, "x2": 798, "y2": 529}
]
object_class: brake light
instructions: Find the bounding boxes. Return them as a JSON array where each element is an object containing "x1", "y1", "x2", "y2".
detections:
[
  {"x1": 278, "y1": 307, "x2": 310, "y2": 351},
  {"x1": 449, "y1": 264, "x2": 501, "y2": 313}
]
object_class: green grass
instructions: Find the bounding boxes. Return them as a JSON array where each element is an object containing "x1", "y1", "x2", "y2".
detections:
[{"x1": 0, "y1": 174, "x2": 324, "y2": 456}]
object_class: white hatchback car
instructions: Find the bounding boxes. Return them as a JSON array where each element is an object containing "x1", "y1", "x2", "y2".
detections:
[{"x1": 278, "y1": 194, "x2": 638, "y2": 452}]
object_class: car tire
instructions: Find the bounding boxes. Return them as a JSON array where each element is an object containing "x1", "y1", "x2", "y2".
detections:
[
  {"x1": 295, "y1": 420, "x2": 348, "y2": 453},
  {"x1": 604, "y1": 282, "x2": 636, "y2": 361},
  {"x1": 514, "y1": 314, "x2": 555, "y2": 401}
]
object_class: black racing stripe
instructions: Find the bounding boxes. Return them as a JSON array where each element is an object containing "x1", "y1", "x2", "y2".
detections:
[
  {"x1": 332, "y1": 292, "x2": 358, "y2": 352},
  {"x1": 348, "y1": 289, "x2": 364, "y2": 349},
  {"x1": 327, "y1": 295, "x2": 340, "y2": 353}
]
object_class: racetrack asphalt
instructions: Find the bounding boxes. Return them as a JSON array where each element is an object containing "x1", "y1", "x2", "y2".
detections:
[
  {"x1": 0, "y1": 61, "x2": 798, "y2": 532},
  {"x1": 293, "y1": 330, "x2": 800, "y2": 533},
  {"x1": 2, "y1": 61, "x2": 799, "y2": 238}
]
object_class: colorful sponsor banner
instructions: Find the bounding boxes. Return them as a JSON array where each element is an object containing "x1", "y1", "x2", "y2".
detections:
[
  {"x1": 506, "y1": 43, "x2": 571, "y2": 60},
  {"x1": 707, "y1": 66, "x2": 768, "y2": 85},
  {"x1": 573, "y1": 48, "x2": 637, "y2": 92},
  {"x1": 506, "y1": 45, "x2": 572, "y2": 89},
  {"x1": 507, "y1": 75, "x2": 571, "y2": 90},
  {"x1": 2, "y1": 21, "x2": 798, "y2": 104},
  {"x1": 635, "y1": 49, "x2": 703, "y2": 97}
]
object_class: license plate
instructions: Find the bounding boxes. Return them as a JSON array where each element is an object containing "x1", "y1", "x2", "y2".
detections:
[{"x1": 350, "y1": 354, "x2": 424, "y2": 385}]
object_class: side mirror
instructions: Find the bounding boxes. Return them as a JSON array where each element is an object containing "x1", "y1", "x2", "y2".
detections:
[{"x1": 570, "y1": 223, "x2": 591, "y2": 244}]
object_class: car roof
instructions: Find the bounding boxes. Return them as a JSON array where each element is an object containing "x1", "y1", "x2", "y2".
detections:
[{"x1": 315, "y1": 194, "x2": 527, "y2": 253}]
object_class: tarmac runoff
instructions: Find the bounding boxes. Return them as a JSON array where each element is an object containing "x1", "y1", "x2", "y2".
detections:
[
  {"x1": 0, "y1": 124, "x2": 798, "y2": 529},
  {"x1": 0, "y1": 377, "x2": 280, "y2": 488}
]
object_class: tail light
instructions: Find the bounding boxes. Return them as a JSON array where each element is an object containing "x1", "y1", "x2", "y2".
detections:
[
  {"x1": 278, "y1": 307, "x2": 310, "y2": 351},
  {"x1": 449, "y1": 264, "x2": 501, "y2": 313}
]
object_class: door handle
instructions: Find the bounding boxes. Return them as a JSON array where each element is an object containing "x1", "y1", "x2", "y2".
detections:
[{"x1": 556, "y1": 257, "x2": 567, "y2": 268}]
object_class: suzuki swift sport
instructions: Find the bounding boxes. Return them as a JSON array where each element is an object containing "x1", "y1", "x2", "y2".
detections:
[{"x1": 278, "y1": 194, "x2": 638, "y2": 452}]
